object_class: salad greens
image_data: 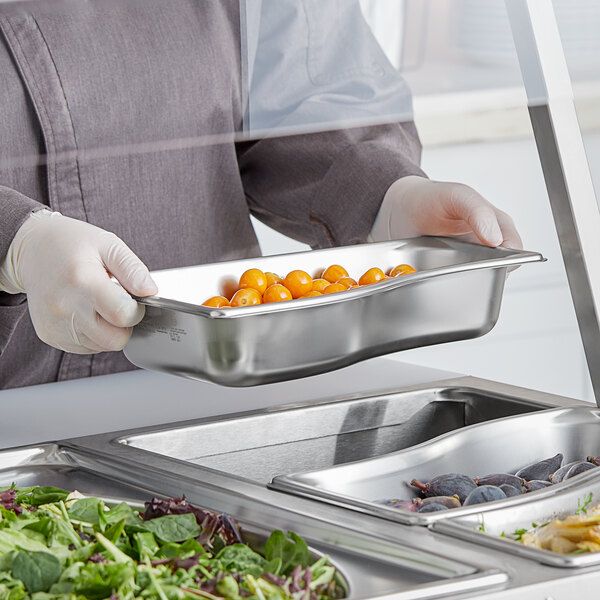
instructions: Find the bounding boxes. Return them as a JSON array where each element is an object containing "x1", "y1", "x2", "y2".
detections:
[
  {"x1": 576, "y1": 492, "x2": 594, "y2": 516},
  {"x1": 511, "y1": 528, "x2": 528, "y2": 542},
  {"x1": 0, "y1": 486, "x2": 346, "y2": 600}
]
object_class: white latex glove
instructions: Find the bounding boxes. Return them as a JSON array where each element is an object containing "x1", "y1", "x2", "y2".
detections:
[
  {"x1": 370, "y1": 176, "x2": 523, "y2": 249},
  {"x1": 0, "y1": 210, "x2": 158, "y2": 354}
]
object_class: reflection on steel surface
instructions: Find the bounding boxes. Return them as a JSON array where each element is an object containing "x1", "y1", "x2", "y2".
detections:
[{"x1": 120, "y1": 383, "x2": 555, "y2": 484}]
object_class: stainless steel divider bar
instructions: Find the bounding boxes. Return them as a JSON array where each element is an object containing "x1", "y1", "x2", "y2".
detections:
[{"x1": 506, "y1": 0, "x2": 600, "y2": 405}]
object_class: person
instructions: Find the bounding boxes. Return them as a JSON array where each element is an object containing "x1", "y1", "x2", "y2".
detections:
[{"x1": 0, "y1": 0, "x2": 520, "y2": 390}]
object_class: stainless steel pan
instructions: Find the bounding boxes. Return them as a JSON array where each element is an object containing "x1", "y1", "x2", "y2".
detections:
[
  {"x1": 433, "y1": 471, "x2": 600, "y2": 568},
  {"x1": 270, "y1": 406, "x2": 600, "y2": 526},
  {"x1": 124, "y1": 237, "x2": 544, "y2": 386}
]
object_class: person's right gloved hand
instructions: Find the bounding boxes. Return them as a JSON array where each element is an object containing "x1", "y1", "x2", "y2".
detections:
[
  {"x1": 0, "y1": 209, "x2": 158, "y2": 354},
  {"x1": 371, "y1": 176, "x2": 523, "y2": 249}
]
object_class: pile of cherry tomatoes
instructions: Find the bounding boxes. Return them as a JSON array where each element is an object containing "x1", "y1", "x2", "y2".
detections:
[{"x1": 202, "y1": 263, "x2": 416, "y2": 308}]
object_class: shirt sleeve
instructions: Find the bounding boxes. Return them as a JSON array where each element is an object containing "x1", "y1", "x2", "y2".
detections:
[
  {"x1": 0, "y1": 185, "x2": 46, "y2": 263},
  {"x1": 237, "y1": 121, "x2": 425, "y2": 248},
  {"x1": 0, "y1": 185, "x2": 47, "y2": 354},
  {"x1": 238, "y1": 0, "x2": 426, "y2": 248}
]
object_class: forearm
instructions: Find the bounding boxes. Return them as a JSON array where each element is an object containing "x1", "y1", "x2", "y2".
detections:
[
  {"x1": 239, "y1": 122, "x2": 426, "y2": 248},
  {"x1": 0, "y1": 187, "x2": 48, "y2": 353}
]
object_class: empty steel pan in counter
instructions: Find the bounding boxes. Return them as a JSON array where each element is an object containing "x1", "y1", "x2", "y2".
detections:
[
  {"x1": 124, "y1": 237, "x2": 544, "y2": 386},
  {"x1": 270, "y1": 406, "x2": 600, "y2": 526},
  {"x1": 116, "y1": 380, "x2": 559, "y2": 485}
]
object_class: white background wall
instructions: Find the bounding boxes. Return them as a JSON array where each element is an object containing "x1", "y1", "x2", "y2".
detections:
[
  {"x1": 396, "y1": 135, "x2": 598, "y2": 403},
  {"x1": 251, "y1": 0, "x2": 600, "y2": 403},
  {"x1": 252, "y1": 134, "x2": 598, "y2": 403}
]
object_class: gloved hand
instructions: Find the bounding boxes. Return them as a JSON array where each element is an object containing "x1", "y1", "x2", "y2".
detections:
[
  {"x1": 371, "y1": 175, "x2": 523, "y2": 249},
  {"x1": 0, "y1": 209, "x2": 158, "y2": 354}
]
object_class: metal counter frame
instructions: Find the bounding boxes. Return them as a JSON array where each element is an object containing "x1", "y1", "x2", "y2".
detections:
[
  {"x1": 507, "y1": 0, "x2": 600, "y2": 404},
  {"x1": 61, "y1": 376, "x2": 600, "y2": 599}
]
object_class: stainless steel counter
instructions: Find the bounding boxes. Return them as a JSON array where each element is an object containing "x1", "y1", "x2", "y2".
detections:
[
  {"x1": 3, "y1": 366, "x2": 600, "y2": 598},
  {"x1": 61, "y1": 375, "x2": 598, "y2": 600},
  {"x1": 0, "y1": 357, "x2": 457, "y2": 449}
]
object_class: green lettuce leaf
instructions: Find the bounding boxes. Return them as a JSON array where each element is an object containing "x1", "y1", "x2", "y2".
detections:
[
  {"x1": 11, "y1": 550, "x2": 60, "y2": 593},
  {"x1": 131, "y1": 513, "x2": 201, "y2": 543},
  {"x1": 67, "y1": 498, "x2": 104, "y2": 524},
  {"x1": 16, "y1": 488, "x2": 69, "y2": 507},
  {"x1": 73, "y1": 561, "x2": 135, "y2": 600},
  {"x1": 264, "y1": 531, "x2": 311, "y2": 576},
  {"x1": 215, "y1": 544, "x2": 267, "y2": 577},
  {"x1": 0, "y1": 530, "x2": 49, "y2": 555}
]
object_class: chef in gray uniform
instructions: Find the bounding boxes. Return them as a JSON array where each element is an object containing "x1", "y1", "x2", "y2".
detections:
[{"x1": 0, "y1": 0, "x2": 520, "y2": 389}]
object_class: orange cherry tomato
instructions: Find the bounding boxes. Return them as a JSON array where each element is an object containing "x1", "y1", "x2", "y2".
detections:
[
  {"x1": 336, "y1": 277, "x2": 358, "y2": 289},
  {"x1": 300, "y1": 290, "x2": 323, "y2": 298},
  {"x1": 284, "y1": 270, "x2": 313, "y2": 299},
  {"x1": 202, "y1": 296, "x2": 230, "y2": 308},
  {"x1": 321, "y1": 264, "x2": 349, "y2": 284},
  {"x1": 239, "y1": 268, "x2": 268, "y2": 294},
  {"x1": 263, "y1": 284, "x2": 293, "y2": 303},
  {"x1": 359, "y1": 267, "x2": 386, "y2": 286},
  {"x1": 230, "y1": 288, "x2": 262, "y2": 307},
  {"x1": 265, "y1": 272, "x2": 284, "y2": 288},
  {"x1": 221, "y1": 278, "x2": 239, "y2": 301},
  {"x1": 388, "y1": 264, "x2": 417, "y2": 277},
  {"x1": 323, "y1": 283, "x2": 347, "y2": 294},
  {"x1": 312, "y1": 278, "x2": 330, "y2": 293}
]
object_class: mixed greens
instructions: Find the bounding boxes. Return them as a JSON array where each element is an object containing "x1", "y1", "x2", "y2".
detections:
[{"x1": 0, "y1": 486, "x2": 346, "y2": 600}]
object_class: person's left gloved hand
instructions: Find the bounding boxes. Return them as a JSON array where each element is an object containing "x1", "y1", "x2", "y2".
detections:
[{"x1": 370, "y1": 175, "x2": 523, "y2": 249}]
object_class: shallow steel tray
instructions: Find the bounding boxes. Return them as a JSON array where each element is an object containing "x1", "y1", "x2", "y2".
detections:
[
  {"x1": 433, "y1": 470, "x2": 600, "y2": 568},
  {"x1": 269, "y1": 405, "x2": 600, "y2": 526},
  {"x1": 0, "y1": 443, "x2": 509, "y2": 600},
  {"x1": 124, "y1": 237, "x2": 544, "y2": 386}
]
